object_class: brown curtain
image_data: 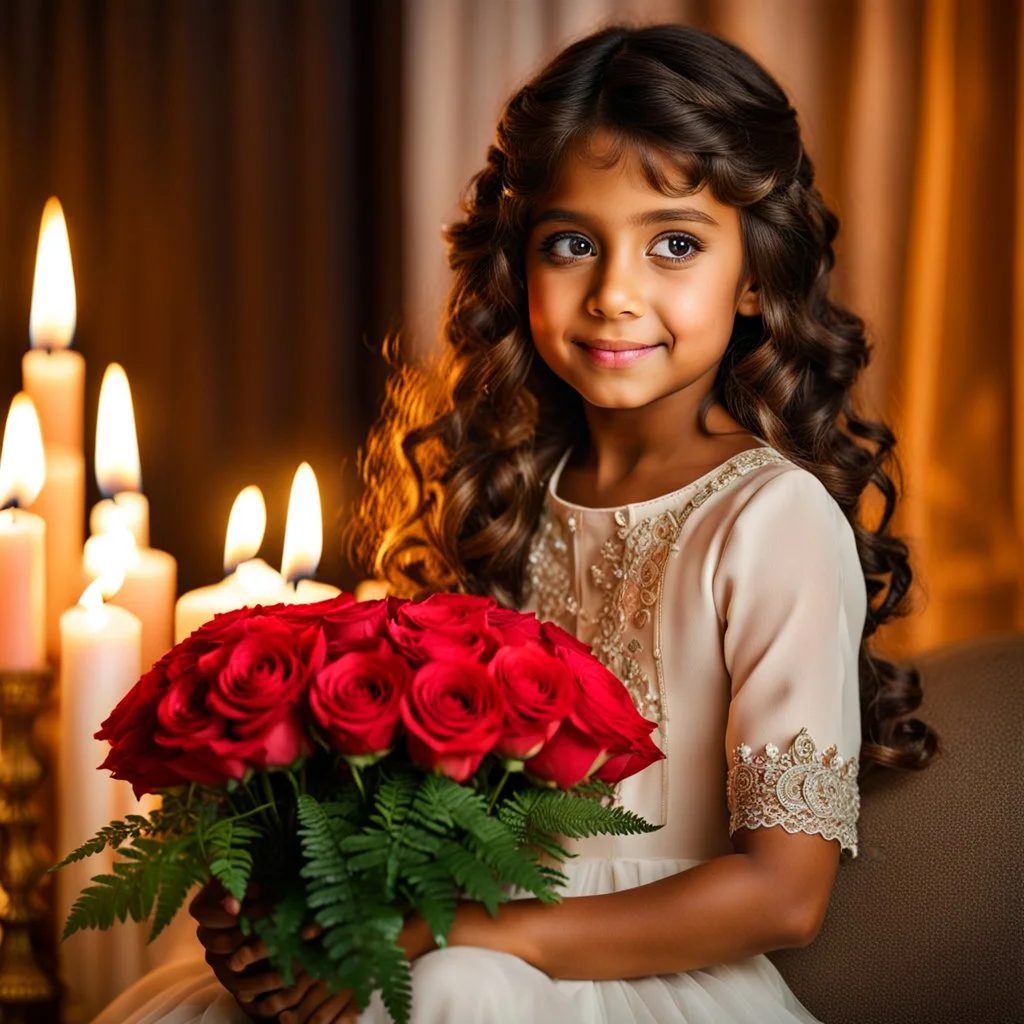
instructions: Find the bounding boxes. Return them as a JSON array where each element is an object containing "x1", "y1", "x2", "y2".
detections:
[
  {"x1": 401, "y1": 0, "x2": 1024, "y2": 656},
  {"x1": 0, "y1": 0, "x2": 402, "y2": 596}
]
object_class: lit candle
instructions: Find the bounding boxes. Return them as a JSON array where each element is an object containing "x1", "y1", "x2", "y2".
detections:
[
  {"x1": 0, "y1": 394, "x2": 47, "y2": 669},
  {"x1": 57, "y1": 573, "x2": 147, "y2": 1022},
  {"x1": 21, "y1": 197, "x2": 85, "y2": 451},
  {"x1": 174, "y1": 485, "x2": 287, "y2": 642},
  {"x1": 84, "y1": 374, "x2": 175, "y2": 672},
  {"x1": 89, "y1": 364, "x2": 148, "y2": 547},
  {"x1": 83, "y1": 525, "x2": 175, "y2": 675},
  {"x1": 281, "y1": 462, "x2": 340, "y2": 604},
  {"x1": 20, "y1": 198, "x2": 87, "y2": 658}
]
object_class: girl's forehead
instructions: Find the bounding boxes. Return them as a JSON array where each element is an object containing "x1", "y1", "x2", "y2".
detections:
[
  {"x1": 533, "y1": 130, "x2": 732, "y2": 224},
  {"x1": 544, "y1": 129, "x2": 700, "y2": 202}
]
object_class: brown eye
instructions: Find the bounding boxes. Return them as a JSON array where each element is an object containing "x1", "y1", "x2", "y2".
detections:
[
  {"x1": 649, "y1": 234, "x2": 701, "y2": 261},
  {"x1": 543, "y1": 233, "x2": 596, "y2": 261}
]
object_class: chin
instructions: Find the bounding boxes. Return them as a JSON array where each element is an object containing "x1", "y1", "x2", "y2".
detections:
[{"x1": 576, "y1": 382, "x2": 662, "y2": 411}]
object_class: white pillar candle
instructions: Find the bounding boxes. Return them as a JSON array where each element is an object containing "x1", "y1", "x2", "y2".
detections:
[
  {"x1": 0, "y1": 393, "x2": 48, "y2": 670},
  {"x1": 89, "y1": 492, "x2": 149, "y2": 548},
  {"x1": 57, "y1": 585, "x2": 146, "y2": 1024},
  {"x1": 84, "y1": 534, "x2": 176, "y2": 674},
  {"x1": 22, "y1": 349, "x2": 85, "y2": 452},
  {"x1": 287, "y1": 579, "x2": 342, "y2": 604},
  {"x1": 0, "y1": 508, "x2": 47, "y2": 670},
  {"x1": 23, "y1": 197, "x2": 84, "y2": 452},
  {"x1": 27, "y1": 444, "x2": 85, "y2": 660},
  {"x1": 174, "y1": 557, "x2": 285, "y2": 643}
]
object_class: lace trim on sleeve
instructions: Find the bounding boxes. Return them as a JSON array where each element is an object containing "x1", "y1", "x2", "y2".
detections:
[{"x1": 727, "y1": 728, "x2": 860, "y2": 857}]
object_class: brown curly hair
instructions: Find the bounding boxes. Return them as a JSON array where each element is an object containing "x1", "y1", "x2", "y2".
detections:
[{"x1": 350, "y1": 24, "x2": 937, "y2": 775}]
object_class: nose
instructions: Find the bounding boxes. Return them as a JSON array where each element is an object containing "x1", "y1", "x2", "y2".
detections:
[{"x1": 585, "y1": 252, "x2": 645, "y2": 319}]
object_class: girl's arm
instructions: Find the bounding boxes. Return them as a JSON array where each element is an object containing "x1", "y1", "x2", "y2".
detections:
[{"x1": 412, "y1": 826, "x2": 839, "y2": 979}]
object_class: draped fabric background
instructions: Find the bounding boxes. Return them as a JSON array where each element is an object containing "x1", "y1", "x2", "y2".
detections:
[
  {"x1": 402, "y1": 0, "x2": 1024, "y2": 657},
  {"x1": 0, "y1": 0, "x2": 1022, "y2": 1020},
  {"x1": 0, "y1": 0, "x2": 401, "y2": 598}
]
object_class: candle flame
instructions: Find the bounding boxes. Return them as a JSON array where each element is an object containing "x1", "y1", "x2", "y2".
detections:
[
  {"x1": 83, "y1": 523, "x2": 134, "y2": 598},
  {"x1": 95, "y1": 363, "x2": 141, "y2": 495},
  {"x1": 29, "y1": 197, "x2": 77, "y2": 350},
  {"x1": 281, "y1": 463, "x2": 323, "y2": 584},
  {"x1": 0, "y1": 393, "x2": 46, "y2": 509},
  {"x1": 78, "y1": 579, "x2": 107, "y2": 616},
  {"x1": 224, "y1": 485, "x2": 267, "y2": 574}
]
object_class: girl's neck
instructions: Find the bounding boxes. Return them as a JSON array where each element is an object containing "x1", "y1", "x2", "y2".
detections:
[{"x1": 562, "y1": 394, "x2": 758, "y2": 508}]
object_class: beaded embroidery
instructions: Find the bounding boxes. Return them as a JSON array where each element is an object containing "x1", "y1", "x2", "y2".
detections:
[
  {"x1": 526, "y1": 447, "x2": 785, "y2": 728},
  {"x1": 728, "y1": 728, "x2": 860, "y2": 856}
]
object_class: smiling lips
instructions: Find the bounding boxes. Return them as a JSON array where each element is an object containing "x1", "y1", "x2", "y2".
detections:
[{"x1": 573, "y1": 339, "x2": 663, "y2": 368}]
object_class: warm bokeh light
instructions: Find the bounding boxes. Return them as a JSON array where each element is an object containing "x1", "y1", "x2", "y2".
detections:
[
  {"x1": 29, "y1": 196, "x2": 77, "y2": 350},
  {"x1": 95, "y1": 363, "x2": 141, "y2": 496},
  {"x1": 224, "y1": 485, "x2": 267, "y2": 574},
  {"x1": 0, "y1": 392, "x2": 46, "y2": 509},
  {"x1": 281, "y1": 462, "x2": 323, "y2": 584},
  {"x1": 77, "y1": 578, "x2": 108, "y2": 617},
  {"x1": 82, "y1": 521, "x2": 135, "y2": 599}
]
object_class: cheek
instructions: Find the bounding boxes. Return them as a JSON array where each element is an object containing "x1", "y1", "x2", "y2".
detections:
[
  {"x1": 526, "y1": 271, "x2": 568, "y2": 343},
  {"x1": 661, "y1": 274, "x2": 740, "y2": 340}
]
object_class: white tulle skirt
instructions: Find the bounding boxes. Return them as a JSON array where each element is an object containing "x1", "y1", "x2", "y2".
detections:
[{"x1": 90, "y1": 858, "x2": 820, "y2": 1024}]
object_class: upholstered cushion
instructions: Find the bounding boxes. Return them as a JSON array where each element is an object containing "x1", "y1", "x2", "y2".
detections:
[{"x1": 769, "y1": 632, "x2": 1024, "y2": 1023}]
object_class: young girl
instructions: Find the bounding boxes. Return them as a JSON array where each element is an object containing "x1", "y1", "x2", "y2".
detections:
[{"x1": 92, "y1": 22, "x2": 937, "y2": 1024}]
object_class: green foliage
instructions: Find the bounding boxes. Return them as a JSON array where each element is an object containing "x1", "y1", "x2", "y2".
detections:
[
  {"x1": 298, "y1": 793, "x2": 412, "y2": 1023},
  {"x1": 56, "y1": 754, "x2": 661, "y2": 1024},
  {"x1": 205, "y1": 818, "x2": 259, "y2": 903},
  {"x1": 50, "y1": 814, "x2": 155, "y2": 871}
]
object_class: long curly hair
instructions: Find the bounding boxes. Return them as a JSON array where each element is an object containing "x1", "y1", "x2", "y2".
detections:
[{"x1": 351, "y1": 24, "x2": 937, "y2": 775}]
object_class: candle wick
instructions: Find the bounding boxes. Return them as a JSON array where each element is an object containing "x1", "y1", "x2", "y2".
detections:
[{"x1": 2, "y1": 499, "x2": 20, "y2": 512}]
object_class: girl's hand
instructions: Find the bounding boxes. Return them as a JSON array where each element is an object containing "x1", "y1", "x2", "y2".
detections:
[
  {"x1": 188, "y1": 880, "x2": 288, "y2": 1018},
  {"x1": 276, "y1": 983, "x2": 359, "y2": 1024}
]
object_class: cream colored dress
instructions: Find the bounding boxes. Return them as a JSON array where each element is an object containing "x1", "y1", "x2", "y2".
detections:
[{"x1": 92, "y1": 445, "x2": 864, "y2": 1024}]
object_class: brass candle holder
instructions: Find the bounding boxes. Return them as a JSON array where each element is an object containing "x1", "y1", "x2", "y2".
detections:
[{"x1": 0, "y1": 667, "x2": 58, "y2": 1013}]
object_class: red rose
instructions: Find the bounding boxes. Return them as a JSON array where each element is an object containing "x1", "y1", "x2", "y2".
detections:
[
  {"x1": 153, "y1": 662, "x2": 247, "y2": 786},
  {"x1": 487, "y1": 643, "x2": 574, "y2": 761},
  {"x1": 387, "y1": 594, "x2": 501, "y2": 664},
  {"x1": 486, "y1": 607, "x2": 544, "y2": 648},
  {"x1": 97, "y1": 653, "x2": 190, "y2": 797},
  {"x1": 400, "y1": 660, "x2": 505, "y2": 782},
  {"x1": 202, "y1": 616, "x2": 324, "y2": 735},
  {"x1": 286, "y1": 594, "x2": 392, "y2": 654},
  {"x1": 309, "y1": 638, "x2": 411, "y2": 759},
  {"x1": 539, "y1": 620, "x2": 592, "y2": 655},
  {"x1": 525, "y1": 646, "x2": 663, "y2": 788}
]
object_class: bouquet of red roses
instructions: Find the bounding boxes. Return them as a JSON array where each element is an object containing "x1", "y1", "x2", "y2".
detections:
[{"x1": 54, "y1": 592, "x2": 663, "y2": 1023}]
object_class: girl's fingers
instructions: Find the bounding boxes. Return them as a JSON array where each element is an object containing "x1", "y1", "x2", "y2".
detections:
[
  {"x1": 278, "y1": 983, "x2": 354, "y2": 1024},
  {"x1": 195, "y1": 925, "x2": 244, "y2": 956},
  {"x1": 231, "y1": 967, "x2": 286, "y2": 1004},
  {"x1": 252, "y1": 972, "x2": 318, "y2": 1016},
  {"x1": 229, "y1": 937, "x2": 268, "y2": 972}
]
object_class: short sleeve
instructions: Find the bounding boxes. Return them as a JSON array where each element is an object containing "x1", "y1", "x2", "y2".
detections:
[{"x1": 713, "y1": 468, "x2": 866, "y2": 856}]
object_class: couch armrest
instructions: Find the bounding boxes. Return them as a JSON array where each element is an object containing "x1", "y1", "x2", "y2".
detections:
[{"x1": 769, "y1": 632, "x2": 1024, "y2": 1024}]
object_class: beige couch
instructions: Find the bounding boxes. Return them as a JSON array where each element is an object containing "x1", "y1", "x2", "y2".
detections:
[{"x1": 769, "y1": 632, "x2": 1024, "y2": 1023}]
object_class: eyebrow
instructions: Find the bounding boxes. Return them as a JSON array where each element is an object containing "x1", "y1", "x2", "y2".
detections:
[{"x1": 532, "y1": 207, "x2": 720, "y2": 229}]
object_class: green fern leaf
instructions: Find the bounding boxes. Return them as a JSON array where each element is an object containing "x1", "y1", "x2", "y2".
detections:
[{"x1": 50, "y1": 813, "x2": 157, "y2": 871}]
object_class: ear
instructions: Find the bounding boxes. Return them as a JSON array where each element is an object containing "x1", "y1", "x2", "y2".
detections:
[{"x1": 736, "y1": 278, "x2": 761, "y2": 317}]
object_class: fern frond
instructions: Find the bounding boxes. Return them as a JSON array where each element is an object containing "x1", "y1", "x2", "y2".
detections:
[{"x1": 51, "y1": 813, "x2": 156, "y2": 871}]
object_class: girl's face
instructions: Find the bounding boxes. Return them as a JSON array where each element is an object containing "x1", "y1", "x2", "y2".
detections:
[{"x1": 525, "y1": 132, "x2": 759, "y2": 416}]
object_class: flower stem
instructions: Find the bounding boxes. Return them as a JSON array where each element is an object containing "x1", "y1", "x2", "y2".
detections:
[
  {"x1": 260, "y1": 774, "x2": 281, "y2": 829},
  {"x1": 487, "y1": 767, "x2": 511, "y2": 815},
  {"x1": 351, "y1": 763, "x2": 366, "y2": 802}
]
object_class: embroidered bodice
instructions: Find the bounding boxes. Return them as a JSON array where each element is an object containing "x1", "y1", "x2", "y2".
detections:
[{"x1": 520, "y1": 447, "x2": 865, "y2": 859}]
